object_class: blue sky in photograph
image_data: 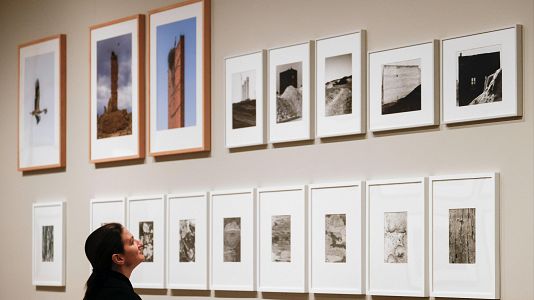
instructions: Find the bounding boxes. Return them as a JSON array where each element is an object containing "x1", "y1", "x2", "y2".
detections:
[{"x1": 156, "y1": 17, "x2": 197, "y2": 130}]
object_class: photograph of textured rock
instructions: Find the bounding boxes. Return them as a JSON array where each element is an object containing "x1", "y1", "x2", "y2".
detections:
[
  {"x1": 325, "y1": 54, "x2": 352, "y2": 116},
  {"x1": 384, "y1": 211, "x2": 408, "y2": 263},
  {"x1": 381, "y1": 59, "x2": 422, "y2": 115},
  {"x1": 96, "y1": 33, "x2": 133, "y2": 139},
  {"x1": 232, "y1": 70, "x2": 256, "y2": 129},
  {"x1": 325, "y1": 214, "x2": 347, "y2": 263},
  {"x1": 223, "y1": 217, "x2": 241, "y2": 262},
  {"x1": 276, "y1": 62, "x2": 302, "y2": 123},
  {"x1": 449, "y1": 208, "x2": 476, "y2": 264},
  {"x1": 179, "y1": 219, "x2": 196, "y2": 262},
  {"x1": 457, "y1": 46, "x2": 502, "y2": 106},
  {"x1": 139, "y1": 221, "x2": 154, "y2": 262},
  {"x1": 41, "y1": 225, "x2": 54, "y2": 262},
  {"x1": 271, "y1": 215, "x2": 291, "y2": 262}
]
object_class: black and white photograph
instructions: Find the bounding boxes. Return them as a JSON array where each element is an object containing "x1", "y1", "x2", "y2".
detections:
[
  {"x1": 384, "y1": 211, "x2": 408, "y2": 263},
  {"x1": 139, "y1": 221, "x2": 154, "y2": 262},
  {"x1": 276, "y1": 61, "x2": 302, "y2": 123},
  {"x1": 325, "y1": 214, "x2": 347, "y2": 263},
  {"x1": 325, "y1": 54, "x2": 352, "y2": 116},
  {"x1": 41, "y1": 225, "x2": 54, "y2": 262},
  {"x1": 271, "y1": 215, "x2": 291, "y2": 262},
  {"x1": 179, "y1": 219, "x2": 196, "y2": 262},
  {"x1": 381, "y1": 59, "x2": 421, "y2": 115},
  {"x1": 232, "y1": 70, "x2": 256, "y2": 129},
  {"x1": 223, "y1": 217, "x2": 241, "y2": 262},
  {"x1": 449, "y1": 208, "x2": 476, "y2": 264}
]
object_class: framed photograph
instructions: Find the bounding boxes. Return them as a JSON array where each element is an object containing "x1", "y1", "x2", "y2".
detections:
[
  {"x1": 442, "y1": 25, "x2": 522, "y2": 124},
  {"x1": 225, "y1": 51, "x2": 265, "y2": 148},
  {"x1": 366, "y1": 178, "x2": 427, "y2": 296},
  {"x1": 18, "y1": 35, "x2": 66, "y2": 171},
  {"x1": 127, "y1": 195, "x2": 165, "y2": 288},
  {"x1": 315, "y1": 31, "x2": 365, "y2": 138},
  {"x1": 210, "y1": 189, "x2": 256, "y2": 291},
  {"x1": 90, "y1": 15, "x2": 145, "y2": 163},
  {"x1": 148, "y1": 0, "x2": 211, "y2": 156},
  {"x1": 89, "y1": 197, "x2": 125, "y2": 232},
  {"x1": 429, "y1": 173, "x2": 500, "y2": 299},
  {"x1": 369, "y1": 41, "x2": 438, "y2": 132},
  {"x1": 257, "y1": 186, "x2": 307, "y2": 292},
  {"x1": 309, "y1": 182, "x2": 365, "y2": 294},
  {"x1": 268, "y1": 42, "x2": 311, "y2": 143},
  {"x1": 167, "y1": 192, "x2": 209, "y2": 290},
  {"x1": 32, "y1": 201, "x2": 65, "y2": 286}
]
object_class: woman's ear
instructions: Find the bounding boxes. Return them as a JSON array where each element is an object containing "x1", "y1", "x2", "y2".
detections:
[{"x1": 111, "y1": 253, "x2": 125, "y2": 266}]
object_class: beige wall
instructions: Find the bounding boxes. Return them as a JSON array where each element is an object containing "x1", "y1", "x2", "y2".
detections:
[{"x1": 0, "y1": 0, "x2": 532, "y2": 299}]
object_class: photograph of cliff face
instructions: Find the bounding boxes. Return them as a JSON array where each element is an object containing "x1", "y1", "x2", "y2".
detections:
[
  {"x1": 384, "y1": 211, "x2": 407, "y2": 263},
  {"x1": 223, "y1": 217, "x2": 241, "y2": 262},
  {"x1": 325, "y1": 54, "x2": 352, "y2": 116},
  {"x1": 232, "y1": 70, "x2": 256, "y2": 129},
  {"x1": 271, "y1": 215, "x2": 291, "y2": 262},
  {"x1": 96, "y1": 33, "x2": 133, "y2": 139},
  {"x1": 41, "y1": 225, "x2": 54, "y2": 262},
  {"x1": 179, "y1": 219, "x2": 196, "y2": 262},
  {"x1": 276, "y1": 62, "x2": 302, "y2": 123},
  {"x1": 456, "y1": 45, "x2": 502, "y2": 106},
  {"x1": 139, "y1": 221, "x2": 154, "y2": 262},
  {"x1": 381, "y1": 58, "x2": 422, "y2": 115},
  {"x1": 325, "y1": 214, "x2": 347, "y2": 263},
  {"x1": 449, "y1": 208, "x2": 476, "y2": 264}
]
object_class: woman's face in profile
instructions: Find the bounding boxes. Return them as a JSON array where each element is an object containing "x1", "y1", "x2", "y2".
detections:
[{"x1": 121, "y1": 227, "x2": 145, "y2": 267}]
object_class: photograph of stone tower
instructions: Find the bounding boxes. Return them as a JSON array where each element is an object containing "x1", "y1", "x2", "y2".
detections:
[
  {"x1": 276, "y1": 61, "x2": 303, "y2": 123},
  {"x1": 167, "y1": 35, "x2": 185, "y2": 129}
]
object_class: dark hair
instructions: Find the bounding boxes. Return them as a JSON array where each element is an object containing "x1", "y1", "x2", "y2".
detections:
[{"x1": 83, "y1": 223, "x2": 124, "y2": 300}]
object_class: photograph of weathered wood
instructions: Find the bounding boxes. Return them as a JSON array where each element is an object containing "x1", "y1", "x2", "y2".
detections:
[
  {"x1": 223, "y1": 217, "x2": 241, "y2": 262},
  {"x1": 271, "y1": 215, "x2": 291, "y2": 262},
  {"x1": 276, "y1": 62, "x2": 303, "y2": 123},
  {"x1": 449, "y1": 208, "x2": 476, "y2": 264},
  {"x1": 381, "y1": 59, "x2": 421, "y2": 115},
  {"x1": 41, "y1": 225, "x2": 54, "y2": 262},
  {"x1": 384, "y1": 211, "x2": 408, "y2": 263}
]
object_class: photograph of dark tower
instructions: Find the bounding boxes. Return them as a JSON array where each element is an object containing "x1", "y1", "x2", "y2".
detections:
[
  {"x1": 167, "y1": 35, "x2": 185, "y2": 129},
  {"x1": 381, "y1": 59, "x2": 422, "y2": 115},
  {"x1": 232, "y1": 70, "x2": 256, "y2": 129},
  {"x1": 30, "y1": 79, "x2": 47, "y2": 124},
  {"x1": 457, "y1": 48, "x2": 502, "y2": 106},
  {"x1": 276, "y1": 62, "x2": 303, "y2": 123}
]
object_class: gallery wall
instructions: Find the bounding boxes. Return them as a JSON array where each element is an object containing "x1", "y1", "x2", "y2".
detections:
[{"x1": 0, "y1": 0, "x2": 533, "y2": 299}]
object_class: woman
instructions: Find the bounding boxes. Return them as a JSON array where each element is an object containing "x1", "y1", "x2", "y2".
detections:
[{"x1": 83, "y1": 223, "x2": 145, "y2": 300}]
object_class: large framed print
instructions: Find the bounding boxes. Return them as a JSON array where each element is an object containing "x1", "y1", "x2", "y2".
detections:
[
  {"x1": 257, "y1": 186, "x2": 307, "y2": 292},
  {"x1": 442, "y1": 25, "x2": 522, "y2": 124},
  {"x1": 429, "y1": 173, "x2": 500, "y2": 299},
  {"x1": 315, "y1": 31, "x2": 365, "y2": 138},
  {"x1": 225, "y1": 51, "x2": 265, "y2": 148},
  {"x1": 369, "y1": 41, "x2": 438, "y2": 132},
  {"x1": 210, "y1": 189, "x2": 255, "y2": 291},
  {"x1": 32, "y1": 201, "x2": 65, "y2": 286},
  {"x1": 18, "y1": 35, "x2": 66, "y2": 171},
  {"x1": 89, "y1": 198, "x2": 126, "y2": 232},
  {"x1": 268, "y1": 42, "x2": 311, "y2": 143},
  {"x1": 309, "y1": 182, "x2": 365, "y2": 294},
  {"x1": 167, "y1": 192, "x2": 209, "y2": 290},
  {"x1": 127, "y1": 195, "x2": 165, "y2": 288},
  {"x1": 366, "y1": 178, "x2": 427, "y2": 296},
  {"x1": 90, "y1": 15, "x2": 145, "y2": 163},
  {"x1": 149, "y1": 0, "x2": 211, "y2": 156}
]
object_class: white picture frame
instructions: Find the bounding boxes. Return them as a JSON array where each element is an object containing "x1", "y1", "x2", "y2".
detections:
[
  {"x1": 366, "y1": 178, "x2": 428, "y2": 297},
  {"x1": 429, "y1": 173, "x2": 500, "y2": 299},
  {"x1": 32, "y1": 201, "x2": 65, "y2": 286},
  {"x1": 268, "y1": 42, "x2": 312, "y2": 143},
  {"x1": 225, "y1": 51, "x2": 266, "y2": 148},
  {"x1": 309, "y1": 182, "x2": 365, "y2": 294},
  {"x1": 442, "y1": 25, "x2": 522, "y2": 124},
  {"x1": 315, "y1": 31, "x2": 365, "y2": 138},
  {"x1": 257, "y1": 186, "x2": 307, "y2": 292},
  {"x1": 210, "y1": 189, "x2": 256, "y2": 291},
  {"x1": 89, "y1": 197, "x2": 126, "y2": 232},
  {"x1": 167, "y1": 192, "x2": 209, "y2": 290},
  {"x1": 127, "y1": 195, "x2": 165, "y2": 289},
  {"x1": 369, "y1": 41, "x2": 438, "y2": 132}
]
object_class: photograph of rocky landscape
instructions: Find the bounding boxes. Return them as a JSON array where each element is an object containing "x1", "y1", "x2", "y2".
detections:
[
  {"x1": 276, "y1": 62, "x2": 302, "y2": 123},
  {"x1": 325, "y1": 53, "x2": 352, "y2": 116},
  {"x1": 232, "y1": 70, "x2": 256, "y2": 129},
  {"x1": 325, "y1": 214, "x2": 347, "y2": 263},
  {"x1": 271, "y1": 215, "x2": 291, "y2": 262},
  {"x1": 381, "y1": 58, "x2": 422, "y2": 115}
]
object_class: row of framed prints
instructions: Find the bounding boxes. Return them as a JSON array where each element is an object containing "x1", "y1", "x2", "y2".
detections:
[
  {"x1": 225, "y1": 25, "x2": 522, "y2": 147},
  {"x1": 32, "y1": 173, "x2": 500, "y2": 298}
]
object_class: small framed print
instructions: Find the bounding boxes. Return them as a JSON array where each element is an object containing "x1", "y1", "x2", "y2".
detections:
[
  {"x1": 366, "y1": 178, "x2": 427, "y2": 297},
  {"x1": 257, "y1": 186, "x2": 307, "y2": 293},
  {"x1": 442, "y1": 25, "x2": 522, "y2": 124},
  {"x1": 369, "y1": 41, "x2": 438, "y2": 132},
  {"x1": 127, "y1": 195, "x2": 165, "y2": 289},
  {"x1": 225, "y1": 51, "x2": 265, "y2": 148},
  {"x1": 149, "y1": 0, "x2": 211, "y2": 156},
  {"x1": 90, "y1": 15, "x2": 145, "y2": 163},
  {"x1": 32, "y1": 201, "x2": 65, "y2": 286},
  {"x1": 89, "y1": 197, "x2": 126, "y2": 232},
  {"x1": 309, "y1": 182, "x2": 365, "y2": 294},
  {"x1": 167, "y1": 192, "x2": 209, "y2": 290},
  {"x1": 429, "y1": 173, "x2": 500, "y2": 299},
  {"x1": 268, "y1": 42, "x2": 312, "y2": 143},
  {"x1": 315, "y1": 31, "x2": 365, "y2": 138},
  {"x1": 18, "y1": 35, "x2": 66, "y2": 171},
  {"x1": 210, "y1": 189, "x2": 256, "y2": 291}
]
